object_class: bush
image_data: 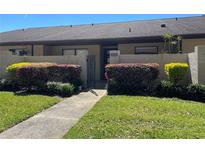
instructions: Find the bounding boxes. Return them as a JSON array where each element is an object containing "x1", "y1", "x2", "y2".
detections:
[
  {"x1": 46, "y1": 82, "x2": 62, "y2": 94},
  {"x1": 105, "y1": 63, "x2": 160, "y2": 95},
  {"x1": 0, "y1": 79, "x2": 20, "y2": 91},
  {"x1": 46, "y1": 64, "x2": 82, "y2": 86},
  {"x1": 6, "y1": 62, "x2": 31, "y2": 80},
  {"x1": 165, "y1": 63, "x2": 189, "y2": 84},
  {"x1": 156, "y1": 80, "x2": 187, "y2": 98},
  {"x1": 35, "y1": 81, "x2": 47, "y2": 92},
  {"x1": 46, "y1": 82, "x2": 74, "y2": 97},
  {"x1": 0, "y1": 79, "x2": 4, "y2": 91},
  {"x1": 156, "y1": 80, "x2": 205, "y2": 102},
  {"x1": 60, "y1": 83, "x2": 75, "y2": 97},
  {"x1": 186, "y1": 84, "x2": 205, "y2": 102},
  {"x1": 15, "y1": 63, "x2": 81, "y2": 89}
]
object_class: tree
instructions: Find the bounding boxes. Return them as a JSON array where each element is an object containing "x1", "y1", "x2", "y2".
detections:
[
  {"x1": 163, "y1": 33, "x2": 182, "y2": 53},
  {"x1": 163, "y1": 33, "x2": 173, "y2": 53}
]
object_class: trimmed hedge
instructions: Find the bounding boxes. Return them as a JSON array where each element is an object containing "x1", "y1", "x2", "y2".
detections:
[
  {"x1": 16, "y1": 63, "x2": 81, "y2": 89},
  {"x1": 6, "y1": 62, "x2": 32, "y2": 80},
  {"x1": 156, "y1": 80, "x2": 205, "y2": 102},
  {"x1": 165, "y1": 63, "x2": 189, "y2": 84},
  {"x1": 105, "y1": 63, "x2": 160, "y2": 95}
]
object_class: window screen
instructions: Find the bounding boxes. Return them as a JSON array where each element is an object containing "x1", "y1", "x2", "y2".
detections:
[{"x1": 135, "y1": 46, "x2": 158, "y2": 54}]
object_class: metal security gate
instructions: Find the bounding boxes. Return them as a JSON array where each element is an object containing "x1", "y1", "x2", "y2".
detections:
[{"x1": 87, "y1": 55, "x2": 96, "y2": 88}]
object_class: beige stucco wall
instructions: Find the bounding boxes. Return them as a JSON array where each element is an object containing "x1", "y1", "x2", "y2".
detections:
[
  {"x1": 0, "y1": 45, "x2": 32, "y2": 77},
  {"x1": 197, "y1": 46, "x2": 205, "y2": 84},
  {"x1": 0, "y1": 44, "x2": 100, "y2": 81},
  {"x1": 44, "y1": 45, "x2": 101, "y2": 80},
  {"x1": 118, "y1": 42, "x2": 164, "y2": 54},
  {"x1": 0, "y1": 46, "x2": 26, "y2": 78},
  {"x1": 113, "y1": 52, "x2": 189, "y2": 80},
  {"x1": 182, "y1": 38, "x2": 205, "y2": 53},
  {"x1": 188, "y1": 51, "x2": 198, "y2": 84},
  {"x1": 188, "y1": 46, "x2": 205, "y2": 84},
  {"x1": 0, "y1": 47, "x2": 88, "y2": 86},
  {"x1": 0, "y1": 44, "x2": 45, "y2": 56},
  {"x1": 1, "y1": 38, "x2": 205, "y2": 81},
  {"x1": 0, "y1": 45, "x2": 32, "y2": 56}
]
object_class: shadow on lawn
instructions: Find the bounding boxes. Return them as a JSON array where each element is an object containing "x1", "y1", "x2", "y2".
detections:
[{"x1": 14, "y1": 90, "x2": 81, "y2": 98}]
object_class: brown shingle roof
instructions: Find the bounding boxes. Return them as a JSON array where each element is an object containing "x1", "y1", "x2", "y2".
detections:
[{"x1": 0, "y1": 16, "x2": 205, "y2": 44}]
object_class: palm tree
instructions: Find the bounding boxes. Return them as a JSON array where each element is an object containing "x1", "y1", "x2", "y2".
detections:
[
  {"x1": 163, "y1": 33, "x2": 182, "y2": 53},
  {"x1": 163, "y1": 33, "x2": 173, "y2": 53}
]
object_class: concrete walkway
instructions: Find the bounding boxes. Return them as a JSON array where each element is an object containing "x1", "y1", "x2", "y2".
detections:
[{"x1": 0, "y1": 89, "x2": 106, "y2": 139}]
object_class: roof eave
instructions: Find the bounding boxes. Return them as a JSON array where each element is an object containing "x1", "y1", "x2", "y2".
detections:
[{"x1": 0, "y1": 33, "x2": 205, "y2": 46}]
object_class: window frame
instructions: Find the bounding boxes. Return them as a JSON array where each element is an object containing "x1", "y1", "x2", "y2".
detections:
[
  {"x1": 9, "y1": 48, "x2": 28, "y2": 56},
  {"x1": 134, "y1": 46, "x2": 159, "y2": 54},
  {"x1": 62, "y1": 48, "x2": 77, "y2": 56},
  {"x1": 62, "y1": 48, "x2": 88, "y2": 56}
]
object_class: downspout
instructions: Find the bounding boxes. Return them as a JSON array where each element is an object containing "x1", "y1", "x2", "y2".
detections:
[{"x1": 31, "y1": 44, "x2": 34, "y2": 56}]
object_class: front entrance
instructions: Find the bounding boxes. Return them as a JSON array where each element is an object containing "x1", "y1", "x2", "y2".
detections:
[{"x1": 101, "y1": 46, "x2": 118, "y2": 80}]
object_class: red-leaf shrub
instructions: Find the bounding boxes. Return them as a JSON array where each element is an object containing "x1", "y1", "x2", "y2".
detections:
[
  {"x1": 16, "y1": 63, "x2": 81, "y2": 89},
  {"x1": 105, "y1": 63, "x2": 160, "y2": 95}
]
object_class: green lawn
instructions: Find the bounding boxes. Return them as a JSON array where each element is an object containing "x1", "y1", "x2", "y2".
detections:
[
  {"x1": 64, "y1": 96, "x2": 205, "y2": 139},
  {"x1": 0, "y1": 92, "x2": 60, "y2": 133}
]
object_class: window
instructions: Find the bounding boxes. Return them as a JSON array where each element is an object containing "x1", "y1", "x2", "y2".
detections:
[
  {"x1": 62, "y1": 48, "x2": 88, "y2": 55},
  {"x1": 9, "y1": 49, "x2": 28, "y2": 56},
  {"x1": 135, "y1": 46, "x2": 158, "y2": 54},
  {"x1": 62, "y1": 49, "x2": 76, "y2": 55}
]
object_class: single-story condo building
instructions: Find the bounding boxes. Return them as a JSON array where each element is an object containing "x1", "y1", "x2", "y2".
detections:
[{"x1": 0, "y1": 15, "x2": 205, "y2": 83}]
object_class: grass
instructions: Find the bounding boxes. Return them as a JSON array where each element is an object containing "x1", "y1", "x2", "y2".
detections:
[
  {"x1": 64, "y1": 96, "x2": 205, "y2": 139},
  {"x1": 0, "y1": 91, "x2": 60, "y2": 133}
]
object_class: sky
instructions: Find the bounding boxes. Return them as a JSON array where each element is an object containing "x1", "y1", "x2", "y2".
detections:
[{"x1": 0, "y1": 14, "x2": 201, "y2": 32}]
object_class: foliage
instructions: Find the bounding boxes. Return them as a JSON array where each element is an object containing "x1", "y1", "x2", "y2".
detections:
[
  {"x1": 60, "y1": 83, "x2": 75, "y2": 97},
  {"x1": 105, "y1": 63, "x2": 160, "y2": 95},
  {"x1": 0, "y1": 79, "x2": 20, "y2": 91},
  {"x1": 46, "y1": 82, "x2": 74, "y2": 97},
  {"x1": 0, "y1": 92, "x2": 60, "y2": 133},
  {"x1": 6, "y1": 63, "x2": 54, "y2": 84},
  {"x1": 6, "y1": 62, "x2": 31, "y2": 80},
  {"x1": 64, "y1": 96, "x2": 205, "y2": 139},
  {"x1": 6, "y1": 62, "x2": 31, "y2": 73},
  {"x1": 46, "y1": 64, "x2": 82, "y2": 86},
  {"x1": 15, "y1": 63, "x2": 81, "y2": 89},
  {"x1": 156, "y1": 80, "x2": 205, "y2": 102},
  {"x1": 164, "y1": 63, "x2": 189, "y2": 84},
  {"x1": 163, "y1": 33, "x2": 182, "y2": 53},
  {"x1": 46, "y1": 82, "x2": 61, "y2": 94}
]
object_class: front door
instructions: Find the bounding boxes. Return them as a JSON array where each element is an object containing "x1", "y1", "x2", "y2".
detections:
[{"x1": 102, "y1": 47, "x2": 118, "y2": 79}]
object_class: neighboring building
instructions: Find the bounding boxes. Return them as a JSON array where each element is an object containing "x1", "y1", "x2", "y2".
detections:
[{"x1": 0, "y1": 16, "x2": 205, "y2": 81}]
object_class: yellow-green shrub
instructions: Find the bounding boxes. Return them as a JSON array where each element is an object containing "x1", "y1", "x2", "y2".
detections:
[
  {"x1": 165, "y1": 63, "x2": 189, "y2": 84},
  {"x1": 6, "y1": 62, "x2": 32, "y2": 79},
  {"x1": 6, "y1": 62, "x2": 31, "y2": 72}
]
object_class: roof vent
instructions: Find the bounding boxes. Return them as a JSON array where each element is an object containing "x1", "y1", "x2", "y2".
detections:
[
  {"x1": 70, "y1": 25, "x2": 72, "y2": 27},
  {"x1": 176, "y1": 18, "x2": 178, "y2": 21},
  {"x1": 91, "y1": 23, "x2": 94, "y2": 26},
  {"x1": 22, "y1": 29, "x2": 25, "y2": 31},
  {"x1": 129, "y1": 28, "x2": 131, "y2": 32},
  {"x1": 161, "y1": 23, "x2": 166, "y2": 28}
]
